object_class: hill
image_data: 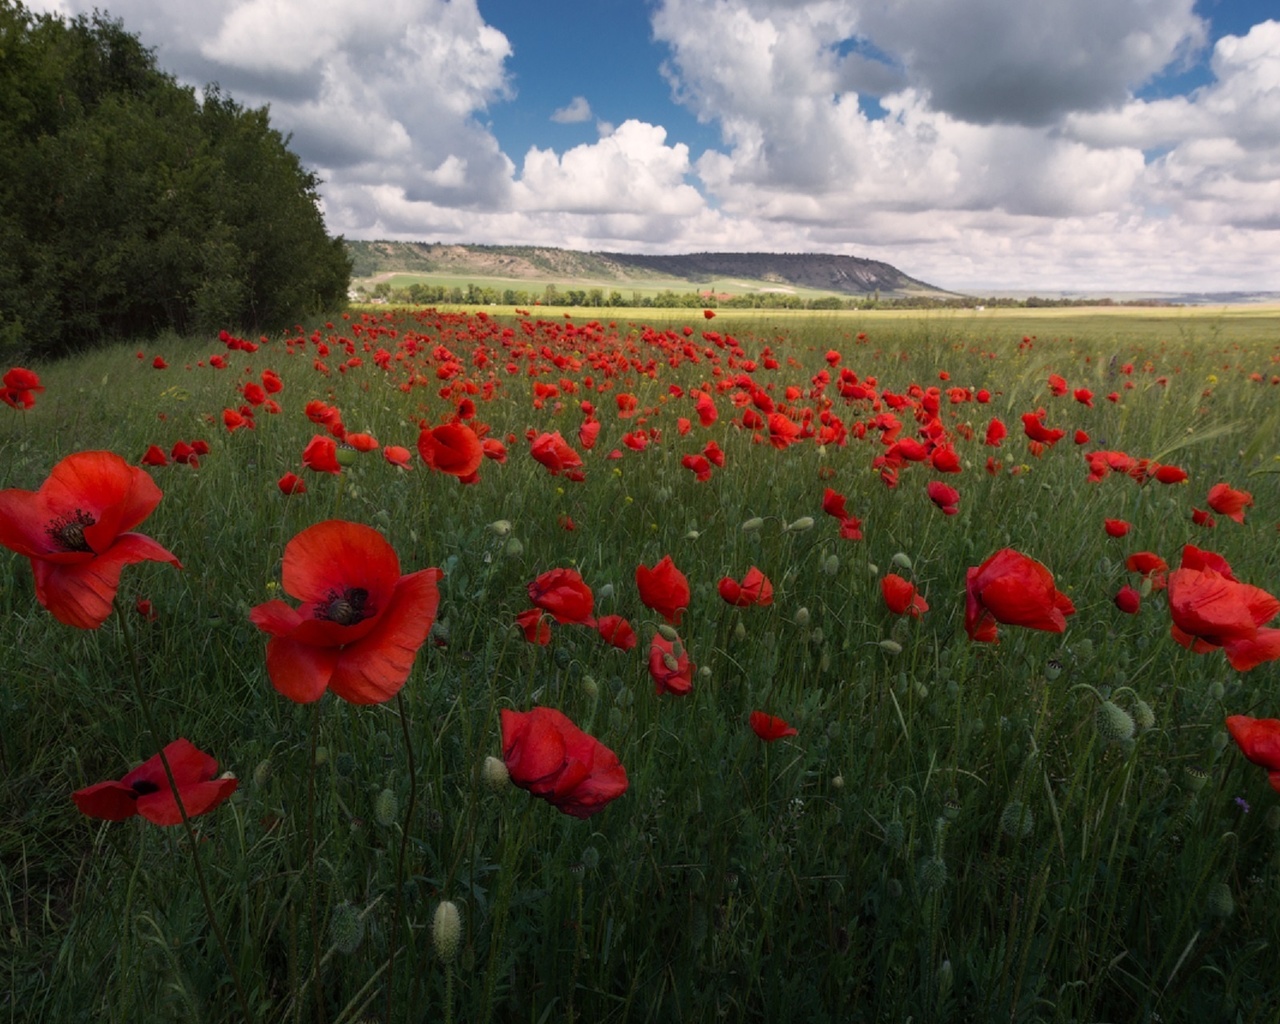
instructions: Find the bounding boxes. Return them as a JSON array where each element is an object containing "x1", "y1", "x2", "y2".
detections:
[{"x1": 345, "y1": 241, "x2": 951, "y2": 299}]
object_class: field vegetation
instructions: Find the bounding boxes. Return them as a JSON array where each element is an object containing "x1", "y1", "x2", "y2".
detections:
[{"x1": 3, "y1": 306, "x2": 1280, "y2": 1023}]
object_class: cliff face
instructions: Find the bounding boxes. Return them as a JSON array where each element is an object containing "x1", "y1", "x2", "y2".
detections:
[{"x1": 347, "y1": 242, "x2": 949, "y2": 297}]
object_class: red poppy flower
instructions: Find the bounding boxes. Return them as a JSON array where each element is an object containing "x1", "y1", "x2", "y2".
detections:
[
  {"x1": 528, "y1": 568, "x2": 595, "y2": 625},
  {"x1": 681, "y1": 454, "x2": 712, "y2": 481},
  {"x1": 1225, "y1": 716, "x2": 1280, "y2": 792},
  {"x1": 500, "y1": 706, "x2": 628, "y2": 819},
  {"x1": 249, "y1": 521, "x2": 442, "y2": 704},
  {"x1": 302, "y1": 435, "x2": 341, "y2": 474},
  {"x1": 594, "y1": 614, "x2": 637, "y2": 651},
  {"x1": 418, "y1": 422, "x2": 483, "y2": 479},
  {"x1": 1167, "y1": 545, "x2": 1280, "y2": 671},
  {"x1": 529, "y1": 431, "x2": 584, "y2": 476},
  {"x1": 72, "y1": 738, "x2": 238, "y2": 826},
  {"x1": 515, "y1": 608, "x2": 552, "y2": 645},
  {"x1": 718, "y1": 566, "x2": 774, "y2": 607},
  {"x1": 278, "y1": 472, "x2": 307, "y2": 495},
  {"x1": 1104, "y1": 519, "x2": 1131, "y2": 538},
  {"x1": 1206, "y1": 483, "x2": 1252, "y2": 524},
  {"x1": 1125, "y1": 551, "x2": 1169, "y2": 589},
  {"x1": 152, "y1": 356, "x2": 168, "y2": 370},
  {"x1": 383, "y1": 445, "x2": 413, "y2": 470},
  {"x1": 927, "y1": 480, "x2": 960, "y2": 516},
  {"x1": 984, "y1": 419, "x2": 1007, "y2": 447},
  {"x1": 1192, "y1": 507, "x2": 1216, "y2": 528},
  {"x1": 636, "y1": 555, "x2": 690, "y2": 624},
  {"x1": 578, "y1": 419, "x2": 601, "y2": 449},
  {"x1": 703, "y1": 309, "x2": 716, "y2": 319},
  {"x1": 1153, "y1": 464, "x2": 1188, "y2": 485},
  {"x1": 965, "y1": 548, "x2": 1075, "y2": 642},
  {"x1": 1021, "y1": 410, "x2": 1065, "y2": 446},
  {"x1": 0, "y1": 451, "x2": 181, "y2": 628},
  {"x1": 2, "y1": 367, "x2": 44, "y2": 409},
  {"x1": 140, "y1": 445, "x2": 168, "y2": 467},
  {"x1": 1114, "y1": 585, "x2": 1141, "y2": 614},
  {"x1": 648, "y1": 633, "x2": 694, "y2": 695},
  {"x1": 881, "y1": 574, "x2": 928, "y2": 617},
  {"x1": 481, "y1": 438, "x2": 507, "y2": 463},
  {"x1": 345, "y1": 432, "x2": 379, "y2": 453},
  {"x1": 749, "y1": 711, "x2": 797, "y2": 742}
]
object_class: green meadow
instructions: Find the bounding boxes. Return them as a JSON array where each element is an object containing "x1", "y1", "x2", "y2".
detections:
[{"x1": 3, "y1": 305, "x2": 1280, "y2": 1023}]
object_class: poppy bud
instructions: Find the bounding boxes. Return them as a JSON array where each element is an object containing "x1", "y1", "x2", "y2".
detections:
[
  {"x1": 1095, "y1": 701, "x2": 1135, "y2": 743},
  {"x1": 794, "y1": 606, "x2": 811, "y2": 627},
  {"x1": 314, "y1": 745, "x2": 329, "y2": 766},
  {"x1": 823, "y1": 554, "x2": 840, "y2": 576},
  {"x1": 329, "y1": 902, "x2": 365, "y2": 955},
  {"x1": 483, "y1": 755, "x2": 510, "y2": 791},
  {"x1": 741, "y1": 517, "x2": 765, "y2": 533},
  {"x1": 489, "y1": 519, "x2": 512, "y2": 536},
  {"x1": 892, "y1": 552, "x2": 913, "y2": 570},
  {"x1": 433, "y1": 900, "x2": 463, "y2": 963},
  {"x1": 1204, "y1": 882, "x2": 1234, "y2": 920},
  {"x1": 1133, "y1": 698, "x2": 1156, "y2": 731},
  {"x1": 917, "y1": 856, "x2": 947, "y2": 893},
  {"x1": 252, "y1": 759, "x2": 272, "y2": 789},
  {"x1": 597, "y1": 583, "x2": 614, "y2": 601},
  {"x1": 581, "y1": 675, "x2": 599, "y2": 700},
  {"x1": 867, "y1": 563, "x2": 879, "y2": 575},
  {"x1": 999, "y1": 801, "x2": 1034, "y2": 839},
  {"x1": 785, "y1": 516, "x2": 815, "y2": 533},
  {"x1": 657, "y1": 623, "x2": 679, "y2": 642},
  {"x1": 663, "y1": 653, "x2": 680, "y2": 672},
  {"x1": 733, "y1": 621, "x2": 747, "y2": 641},
  {"x1": 879, "y1": 639, "x2": 902, "y2": 654},
  {"x1": 581, "y1": 846, "x2": 600, "y2": 872},
  {"x1": 375, "y1": 788, "x2": 398, "y2": 826},
  {"x1": 503, "y1": 537, "x2": 523, "y2": 557}
]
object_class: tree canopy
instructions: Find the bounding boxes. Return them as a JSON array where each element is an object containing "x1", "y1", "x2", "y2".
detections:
[{"x1": 0, "y1": 1, "x2": 351, "y2": 358}]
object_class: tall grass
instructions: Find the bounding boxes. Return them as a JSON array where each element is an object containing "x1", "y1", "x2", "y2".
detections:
[{"x1": 3, "y1": 308, "x2": 1279, "y2": 1022}]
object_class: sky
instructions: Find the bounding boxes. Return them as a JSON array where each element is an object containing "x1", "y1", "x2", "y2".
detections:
[{"x1": 24, "y1": 0, "x2": 1280, "y2": 295}]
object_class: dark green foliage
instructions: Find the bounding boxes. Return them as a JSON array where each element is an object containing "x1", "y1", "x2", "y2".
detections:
[{"x1": 0, "y1": 1, "x2": 350, "y2": 359}]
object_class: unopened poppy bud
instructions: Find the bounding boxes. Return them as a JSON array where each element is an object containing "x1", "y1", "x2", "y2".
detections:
[
  {"x1": 1204, "y1": 882, "x2": 1234, "y2": 920},
  {"x1": 503, "y1": 536, "x2": 524, "y2": 557},
  {"x1": 314, "y1": 745, "x2": 330, "y2": 766},
  {"x1": 483, "y1": 755, "x2": 510, "y2": 791},
  {"x1": 1096, "y1": 701, "x2": 1135, "y2": 743},
  {"x1": 489, "y1": 519, "x2": 512, "y2": 536},
  {"x1": 581, "y1": 675, "x2": 599, "y2": 700},
  {"x1": 831, "y1": 774, "x2": 844, "y2": 791},
  {"x1": 685, "y1": 529, "x2": 700, "y2": 540},
  {"x1": 867, "y1": 563, "x2": 879, "y2": 575},
  {"x1": 811, "y1": 627, "x2": 824, "y2": 644},
  {"x1": 892, "y1": 552, "x2": 912, "y2": 571},
  {"x1": 733, "y1": 621, "x2": 747, "y2": 641},
  {"x1": 433, "y1": 900, "x2": 463, "y2": 963},
  {"x1": 375, "y1": 788, "x2": 398, "y2": 826},
  {"x1": 785, "y1": 516, "x2": 815, "y2": 533},
  {"x1": 1210, "y1": 680, "x2": 1225, "y2": 701},
  {"x1": 581, "y1": 845, "x2": 600, "y2": 872},
  {"x1": 657, "y1": 623, "x2": 679, "y2": 642},
  {"x1": 671, "y1": 639, "x2": 685, "y2": 658},
  {"x1": 698, "y1": 665, "x2": 711, "y2": 679},
  {"x1": 329, "y1": 902, "x2": 364, "y2": 955},
  {"x1": 597, "y1": 583, "x2": 614, "y2": 601},
  {"x1": 879, "y1": 639, "x2": 902, "y2": 654},
  {"x1": 252, "y1": 759, "x2": 272, "y2": 789},
  {"x1": 742, "y1": 517, "x2": 764, "y2": 533},
  {"x1": 917, "y1": 856, "x2": 947, "y2": 893},
  {"x1": 1212, "y1": 730, "x2": 1229, "y2": 752},
  {"x1": 794, "y1": 606, "x2": 810, "y2": 627},
  {"x1": 823, "y1": 554, "x2": 840, "y2": 576},
  {"x1": 662, "y1": 653, "x2": 680, "y2": 672}
]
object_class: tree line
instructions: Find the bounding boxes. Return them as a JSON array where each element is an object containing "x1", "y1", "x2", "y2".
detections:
[{"x1": 0, "y1": 2, "x2": 351, "y2": 360}]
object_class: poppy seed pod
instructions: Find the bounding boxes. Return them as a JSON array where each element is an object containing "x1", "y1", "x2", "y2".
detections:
[{"x1": 433, "y1": 901, "x2": 463, "y2": 963}]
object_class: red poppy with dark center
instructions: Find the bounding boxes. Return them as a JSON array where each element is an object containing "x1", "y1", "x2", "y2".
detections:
[
  {"x1": 1225, "y1": 716, "x2": 1280, "y2": 792},
  {"x1": 749, "y1": 711, "x2": 797, "y2": 742},
  {"x1": 0, "y1": 451, "x2": 181, "y2": 628},
  {"x1": 528, "y1": 568, "x2": 595, "y2": 625},
  {"x1": 636, "y1": 555, "x2": 690, "y2": 624},
  {"x1": 418, "y1": 422, "x2": 483, "y2": 479},
  {"x1": 249, "y1": 520, "x2": 442, "y2": 703},
  {"x1": 501, "y1": 707, "x2": 628, "y2": 818},
  {"x1": 718, "y1": 566, "x2": 774, "y2": 607},
  {"x1": 881, "y1": 574, "x2": 928, "y2": 617},
  {"x1": 72, "y1": 738, "x2": 238, "y2": 826},
  {"x1": 1167, "y1": 545, "x2": 1280, "y2": 671},
  {"x1": 965, "y1": 548, "x2": 1075, "y2": 642}
]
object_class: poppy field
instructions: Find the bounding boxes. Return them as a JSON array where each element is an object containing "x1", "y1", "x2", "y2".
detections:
[{"x1": 3, "y1": 305, "x2": 1280, "y2": 1022}]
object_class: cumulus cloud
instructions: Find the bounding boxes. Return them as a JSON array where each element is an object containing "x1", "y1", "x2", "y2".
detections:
[{"x1": 551, "y1": 96, "x2": 593, "y2": 123}]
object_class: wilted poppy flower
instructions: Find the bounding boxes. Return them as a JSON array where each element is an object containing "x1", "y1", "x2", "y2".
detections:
[
  {"x1": 528, "y1": 568, "x2": 594, "y2": 625},
  {"x1": 1206, "y1": 483, "x2": 1252, "y2": 524},
  {"x1": 2, "y1": 367, "x2": 43, "y2": 409},
  {"x1": 1167, "y1": 545, "x2": 1280, "y2": 671},
  {"x1": 249, "y1": 521, "x2": 442, "y2": 704},
  {"x1": 72, "y1": 738, "x2": 237, "y2": 826},
  {"x1": 595, "y1": 614, "x2": 637, "y2": 651},
  {"x1": 881, "y1": 574, "x2": 928, "y2": 617},
  {"x1": 302, "y1": 435, "x2": 341, "y2": 474},
  {"x1": 718, "y1": 566, "x2": 774, "y2": 607},
  {"x1": 500, "y1": 706, "x2": 628, "y2": 818},
  {"x1": 636, "y1": 555, "x2": 690, "y2": 624},
  {"x1": 1104, "y1": 519, "x2": 1131, "y2": 538},
  {"x1": 965, "y1": 548, "x2": 1075, "y2": 642},
  {"x1": 0, "y1": 451, "x2": 181, "y2": 628},
  {"x1": 1225, "y1": 716, "x2": 1280, "y2": 792},
  {"x1": 278, "y1": 472, "x2": 307, "y2": 495},
  {"x1": 418, "y1": 422, "x2": 483, "y2": 479},
  {"x1": 749, "y1": 711, "x2": 797, "y2": 742},
  {"x1": 648, "y1": 633, "x2": 694, "y2": 695},
  {"x1": 1114, "y1": 585, "x2": 1141, "y2": 614},
  {"x1": 927, "y1": 480, "x2": 960, "y2": 516}
]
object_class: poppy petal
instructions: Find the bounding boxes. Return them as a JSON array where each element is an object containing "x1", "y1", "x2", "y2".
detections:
[
  {"x1": 265, "y1": 637, "x2": 338, "y2": 703},
  {"x1": 32, "y1": 533, "x2": 182, "y2": 629},
  {"x1": 282, "y1": 520, "x2": 400, "y2": 609}
]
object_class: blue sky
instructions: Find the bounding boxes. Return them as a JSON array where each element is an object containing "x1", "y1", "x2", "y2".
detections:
[{"x1": 26, "y1": 0, "x2": 1280, "y2": 293}]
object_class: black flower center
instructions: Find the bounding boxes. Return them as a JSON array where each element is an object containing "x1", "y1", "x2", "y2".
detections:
[
  {"x1": 317, "y1": 587, "x2": 372, "y2": 626},
  {"x1": 47, "y1": 509, "x2": 95, "y2": 552},
  {"x1": 131, "y1": 780, "x2": 160, "y2": 795}
]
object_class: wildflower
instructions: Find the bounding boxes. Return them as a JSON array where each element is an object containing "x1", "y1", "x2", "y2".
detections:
[
  {"x1": 648, "y1": 633, "x2": 694, "y2": 695},
  {"x1": 72, "y1": 738, "x2": 237, "y2": 825},
  {"x1": 527, "y1": 568, "x2": 594, "y2": 625},
  {"x1": 1, "y1": 367, "x2": 43, "y2": 409},
  {"x1": 1206, "y1": 483, "x2": 1252, "y2": 524},
  {"x1": 881, "y1": 574, "x2": 928, "y2": 617},
  {"x1": 302, "y1": 435, "x2": 341, "y2": 474},
  {"x1": 529, "y1": 431, "x2": 584, "y2": 477},
  {"x1": 965, "y1": 548, "x2": 1075, "y2": 643},
  {"x1": 500, "y1": 706, "x2": 628, "y2": 818},
  {"x1": 594, "y1": 614, "x2": 637, "y2": 651},
  {"x1": 636, "y1": 555, "x2": 690, "y2": 624},
  {"x1": 277, "y1": 472, "x2": 307, "y2": 495},
  {"x1": 718, "y1": 567, "x2": 774, "y2": 607},
  {"x1": 749, "y1": 711, "x2": 797, "y2": 742},
  {"x1": 1104, "y1": 519, "x2": 1131, "y2": 538},
  {"x1": 1114, "y1": 585, "x2": 1141, "y2": 614},
  {"x1": 1225, "y1": 716, "x2": 1280, "y2": 792},
  {"x1": 249, "y1": 521, "x2": 442, "y2": 703},
  {"x1": 382, "y1": 445, "x2": 413, "y2": 470},
  {"x1": 927, "y1": 480, "x2": 960, "y2": 516},
  {"x1": 1168, "y1": 545, "x2": 1280, "y2": 671},
  {"x1": 0, "y1": 451, "x2": 181, "y2": 628},
  {"x1": 417, "y1": 422, "x2": 483, "y2": 480}
]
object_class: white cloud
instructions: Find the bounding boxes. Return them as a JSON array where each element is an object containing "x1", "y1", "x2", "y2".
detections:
[{"x1": 551, "y1": 96, "x2": 593, "y2": 123}]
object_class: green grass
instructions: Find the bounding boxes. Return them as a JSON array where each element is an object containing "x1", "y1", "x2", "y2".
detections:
[{"x1": 3, "y1": 308, "x2": 1280, "y2": 1023}]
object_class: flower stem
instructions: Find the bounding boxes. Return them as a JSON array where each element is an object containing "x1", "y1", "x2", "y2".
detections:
[
  {"x1": 113, "y1": 600, "x2": 254, "y2": 1023},
  {"x1": 384, "y1": 692, "x2": 418, "y2": 1024},
  {"x1": 307, "y1": 700, "x2": 327, "y2": 1024}
]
